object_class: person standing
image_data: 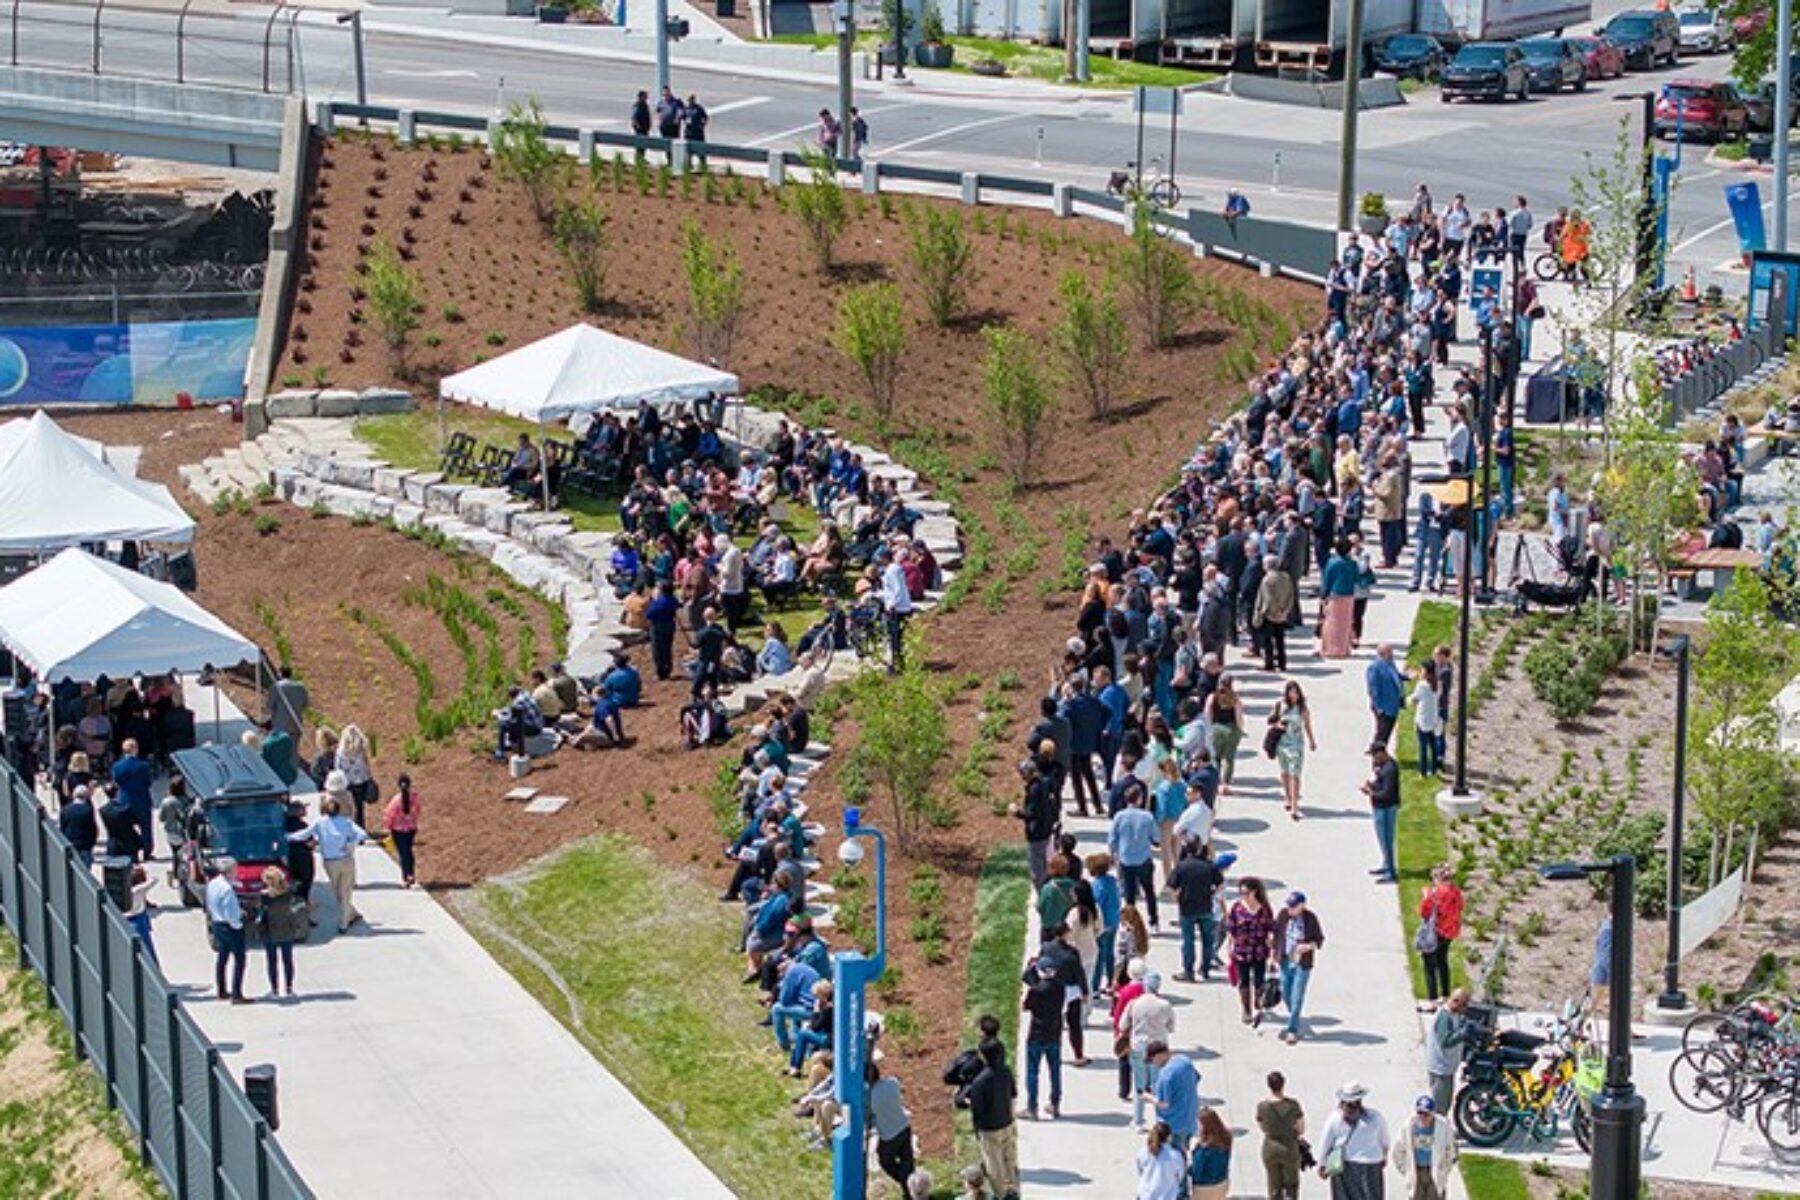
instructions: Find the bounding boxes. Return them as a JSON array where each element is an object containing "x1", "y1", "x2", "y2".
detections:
[
  {"x1": 645, "y1": 581, "x2": 680, "y2": 681},
  {"x1": 655, "y1": 86, "x2": 683, "y2": 139},
  {"x1": 955, "y1": 1036, "x2": 1019, "y2": 1200},
  {"x1": 682, "y1": 93, "x2": 709, "y2": 156},
  {"x1": 1319, "y1": 539, "x2": 1358, "y2": 658},
  {"x1": 1363, "y1": 742, "x2": 1401, "y2": 884},
  {"x1": 1318, "y1": 1082, "x2": 1391, "y2": 1200},
  {"x1": 1120, "y1": 973, "x2": 1175, "y2": 1130},
  {"x1": 881, "y1": 548, "x2": 914, "y2": 668},
  {"x1": 1271, "y1": 681, "x2": 1317, "y2": 821},
  {"x1": 1392, "y1": 1095, "x2": 1456, "y2": 1200},
  {"x1": 718, "y1": 541, "x2": 749, "y2": 633},
  {"x1": 1257, "y1": 1071, "x2": 1306, "y2": 1200},
  {"x1": 1410, "y1": 489, "x2": 1443, "y2": 593},
  {"x1": 1494, "y1": 408, "x2": 1516, "y2": 519},
  {"x1": 1365, "y1": 643, "x2": 1405, "y2": 749},
  {"x1": 869, "y1": 1063, "x2": 918, "y2": 1188},
  {"x1": 1253, "y1": 556, "x2": 1296, "y2": 673},
  {"x1": 1169, "y1": 842, "x2": 1223, "y2": 984},
  {"x1": 1135, "y1": 1121, "x2": 1186, "y2": 1200},
  {"x1": 110, "y1": 738, "x2": 155, "y2": 860},
  {"x1": 1020, "y1": 958, "x2": 1065, "y2": 1120},
  {"x1": 384, "y1": 774, "x2": 422, "y2": 887},
  {"x1": 1087, "y1": 853, "x2": 1121, "y2": 996},
  {"x1": 58, "y1": 785, "x2": 98, "y2": 866},
  {"x1": 629, "y1": 89, "x2": 652, "y2": 142},
  {"x1": 1144, "y1": 1041, "x2": 1200, "y2": 1156},
  {"x1": 1424, "y1": 989, "x2": 1469, "y2": 1114},
  {"x1": 258, "y1": 865, "x2": 308, "y2": 998},
  {"x1": 1226, "y1": 877, "x2": 1275, "y2": 1025},
  {"x1": 815, "y1": 108, "x2": 841, "y2": 153},
  {"x1": 205, "y1": 860, "x2": 251, "y2": 1004},
  {"x1": 335, "y1": 724, "x2": 376, "y2": 829},
  {"x1": 1273, "y1": 891, "x2": 1325, "y2": 1044},
  {"x1": 1417, "y1": 866, "x2": 1463, "y2": 1005},
  {"x1": 1507, "y1": 195, "x2": 1533, "y2": 263},
  {"x1": 1412, "y1": 667, "x2": 1442, "y2": 778},
  {"x1": 1062, "y1": 683, "x2": 1105, "y2": 818},
  {"x1": 1373, "y1": 457, "x2": 1406, "y2": 569},
  {"x1": 125, "y1": 864, "x2": 158, "y2": 966},
  {"x1": 1109, "y1": 788, "x2": 1160, "y2": 932},
  {"x1": 1204, "y1": 675, "x2": 1245, "y2": 795},
  {"x1": 289, "y1": 788, "x2": 370, "y2": 933},
  {"x1": 850, "y1": 107, "x2": 869, "y2": 156},
  {"x1": 1190, "y1": 1108, "x2": 1234, "y2": 1200},
  {"x1": 1010, "y1": 757, "x2": 1059, "y2": 889}
]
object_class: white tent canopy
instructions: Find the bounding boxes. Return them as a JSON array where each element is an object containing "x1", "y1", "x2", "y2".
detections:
[
  {"x1": 0, "y1": 411, "x2": 193, "y2": 552},
  {"x1": 0, "y1": 548, "x2": 255, "y2": 681},
  {"x1": 438, "y1": 324, "x2": 740, "y2": 424}
]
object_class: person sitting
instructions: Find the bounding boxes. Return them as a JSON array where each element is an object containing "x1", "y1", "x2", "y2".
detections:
[
  {"x1": 528, "y1": 669, "x2": 564, "y2": 722},
  {"x1": 608, "y1": 539, "x2": 644, "y2": 597},
  {"x1": 492, "y1": 688, "x2": 545, "y2": 761},
  {"x1": 501, "y1": 434, "x2": 541, "y2": 492},
  {"x1": 720, "y1": 635, "x2": 757, "y2": 685},
  {"x1": 566, "y1": 685, "x2": 625, "y2": 750},
  {"x1": 797, "y1": 596, "x2": 848, "y2": 663},
  {"x1": 761, "y1": 538, "x2": 801, "y2": 609},
  {"x1": 681, "y1": 683, "x2": 731, "y2": 749},
  {"x1": 758, "y1": 624, "x2": 794, "y2": 677},
  {"x1": 800, "y1": 523, "x2": 845, "y2": 587},
  {"x1": 601, "y1": 654, "x2": 642, "y2": 709}
]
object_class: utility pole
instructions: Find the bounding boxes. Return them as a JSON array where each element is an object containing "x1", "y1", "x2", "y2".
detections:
[
  {"x1": 335, "y1": 11, "x2": 366, "y2": 108},
  {"x1": 1778, "y1": 0, "x2": 1794, "y2": 251},
  {"x1": 1075, "y1": 0, "x2": 1090, "y2": 81},
  {"x1": 1335, "y1": 0, "x2": 1365, "y2": 231},
  {"x1": 655, "y1": 0, "x2": 671, "y2": 95},
  {"x1": 836, "y1": 0, "x2": 855, "y2": 160},
  {"x1": 1657, "y1": 635, "x2": 1693, "y2": 1014}
]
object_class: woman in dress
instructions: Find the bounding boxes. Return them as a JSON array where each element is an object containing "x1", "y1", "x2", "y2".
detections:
[
  {"x1": 1318, "y1": 538, "x2": 1358, "y2": 659},
  {"x1": 1226, "y1": 877, "x2": 1276, "y2": 1026},
  {"x1": 1271, "y1": 681, "x2": 1317, "y2": 820},
  {"x1": 1204, "y1": 675, "x2": 1246, "y2": 795}
]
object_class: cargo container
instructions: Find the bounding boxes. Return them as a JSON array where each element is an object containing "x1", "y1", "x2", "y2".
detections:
[
  {"x1": 1153, "y1": 0, "x2": 1256, "y2": 68},
  {"x1": 1255, "y1": 0, "x2": 1411, "y2": 71},
  {"x1": 1414, "y1": 0, "x2": 1592, "y2": 45}
]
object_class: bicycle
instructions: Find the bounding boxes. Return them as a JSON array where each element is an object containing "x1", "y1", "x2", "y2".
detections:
[
  {"x1": 1105, "y1": 155, "x2": 1182, "y2": 211},
  {"x1": 1531, "y1": 248, "x2": 1587, "y2": 283},
  {"x1": 1454, "y1": 1000, "x2": 1599, "y2": 1153}
]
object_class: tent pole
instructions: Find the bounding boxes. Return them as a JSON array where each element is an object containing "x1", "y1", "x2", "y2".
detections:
[
  {"x1": 212, "y1": 681, "x2": 221, "y2": 743},
  {"x1": 539, "y1": 434, "x2": 552, "y2": 513}
]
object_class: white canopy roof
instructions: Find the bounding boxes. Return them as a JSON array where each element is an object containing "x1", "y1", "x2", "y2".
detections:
[
  {"x1": 438, "y1": 324, "x2": 739, "y2": 424},
  {"x1": 0, "y1": 411, "x2": 194, "y2": 552},
  {"x1": 0, "y1": 548, "x2": 256, "y2": 681}
]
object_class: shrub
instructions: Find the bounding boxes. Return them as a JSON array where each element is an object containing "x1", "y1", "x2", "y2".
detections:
[
  {"x1": 1051, "y1": 270, "x2": 1129, "y2": 421},
  {"x1": 834, "y1": 282, "x2": 907, "y2": 421},
  {"x1": 253, "y1": 514, "x2": 281, "y2": 537},
  {"x1": 980, "y1": 324, "x2": 1055, "y2": 489},
  {"x1": 491, "y1": 97, "x2": 564, "y2": 224},
  {"x1": 552, "y1": 196, "x2": 610, "y2": 312},
  {"x1": 789, "y1": 147, "x2": 847, "y2": 271},
  {"x1": 905, "y1": 206, "x2": 976, "y2": 326},
  {"x1": 679, "y1": 219, "x2": 747, "y2": 368},
  {"x1": 1112, "y1": 203, "x2": 1198, "y2": 350},
  {"x1": 363, "y1": 239, "x2": 421, "y2": 375}
]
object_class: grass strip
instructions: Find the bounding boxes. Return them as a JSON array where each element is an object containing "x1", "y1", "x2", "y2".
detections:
[
  {"x1": 462, "y1": 834, "x2": 832, "y2": 1200},
  {"x1": 1396, "y1": 600, "x2": 1467, "y2": 999},
  {"x1": 1459, "y1": 1154, "x2": 1531, "y2": 1200},
  {"x1": 951, "y1": 843, "x2": 1031, "y2": 1166}
]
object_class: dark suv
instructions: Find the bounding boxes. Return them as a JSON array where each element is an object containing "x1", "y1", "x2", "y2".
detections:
[
  {"x1": 1441, "y1": 43, "x2": 1529, "y2": 103},
  {"x1": 1519, "y1": 37, "x2": 1588, "y2": 93},
  {"x1": 1602, "y1": 9, "x2": 1681, "y2": 69}
]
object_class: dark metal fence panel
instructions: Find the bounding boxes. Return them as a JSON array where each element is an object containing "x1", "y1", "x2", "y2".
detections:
[
  {"x1": 217, "y1": 1071, "x2": 264, "y2": 1200},
  {"x1": 178, "y1": 1013, "x2": 219, "y2": 1200},
  {"x1": 1067, "y1": 186, "x2": 1125, "y2": 215},
  {"x1": 104, "y1": 920, "x2": 141, "y2": 1126},
  {"x1": 45, "y1": 847, "x2": 74, "y2": 1015},
  {"x1": 74, "y1": 884, "x2": 105, "y2": 1064},
  {"x1": 16, "y1": 796, "x2": 45, "y2": 974},
  {"x1": 142, "y1": 981, "x2": 182, "y2": 1191}
]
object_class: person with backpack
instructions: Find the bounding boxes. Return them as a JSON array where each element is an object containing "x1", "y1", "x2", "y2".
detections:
[{"x1": 953, "y1": 1030, "x2": 1019, "y2": 1200}]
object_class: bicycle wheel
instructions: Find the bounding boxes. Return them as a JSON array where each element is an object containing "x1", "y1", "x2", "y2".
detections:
[
  {"x1": 1532, "y1": 253, "x2": 1562, "y2": 283},
  {"x1": 1670, "y1": 1046, "x2": 1740, "y2": 1115},
  {"x1": 1758, "y1": 1093, "x2": 1800, "y2": 1159},
  {"x1": 1148, "y1": 178, "x2": 1181, "y2": 210},
  {"x1": 1453, "y1": 1079, "x2": 1516, "y2": 1148},
  {"x1": 1572, "y1": 1103, "x2": 1592, "y2": 1154}
]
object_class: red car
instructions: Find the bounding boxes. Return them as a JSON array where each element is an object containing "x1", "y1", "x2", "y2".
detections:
[
  {"x1": 1734, "y1": 10, "x2": 1767, "y2": 41},
  {"x1": 1568, "y1": 35, "x2": 1626, "y2": 80},
  {"x1": 1655, "y1": 79, "x2": 1751, "y2": 142}
]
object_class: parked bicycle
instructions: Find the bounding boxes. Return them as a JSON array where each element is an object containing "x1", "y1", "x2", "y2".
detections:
[
  {"x1": 1105, "y1": 155, "x2": 1182, "y2": 211},
  {"x1": 1669, "y1": 996, "x2": 1800, "y2": 1160},
  {"x1": 1453, "y1": 997, "x2": 1599, "y2": 1153}
]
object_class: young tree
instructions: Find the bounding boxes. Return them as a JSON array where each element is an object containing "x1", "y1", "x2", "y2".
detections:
[
  {"x1": 1051, "y1": 269, "x2": 1130, "y2": 421},
  {"x1": 364, "y1": 238, "x2": 421, "y2": 376},
  {"x1": 849, "y1": 628, "x2": 948, "y2": 852},
  {"x1": 790, "y1": 147, "x2": 848, "y2": 271},
  {"x1": 552, "y1": 197, "x2": 610, "y2": 312},
  {"x1": 1111, "y1": 202, "x2": 1198, "y2": 351},
  {"x1": 1722, "y1": 0, "x2": 1795, "y2": 87},
  {"x1": 835, "y1": 282, "x2": 907, "y2": 421},
  {"x1": 1595, "y1": 376, "x2": 1699, "y2": 652},
  {"x1": 981, "y1": 324, "x2": 1055, "y2": 489},
  {"x1": 906, "y1": 206, "x2": 976, "y2": 326},
  {"x1": 492, "y1": 97, "x2": 565, "y2": 225},
  {"x1": 679, "y1": 219, "x2": 747, "y2": 368}
]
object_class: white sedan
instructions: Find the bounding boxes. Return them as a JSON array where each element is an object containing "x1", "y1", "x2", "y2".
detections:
[{"x1": 1677, "y1": 7, "x2": 1735, "y2": 54}]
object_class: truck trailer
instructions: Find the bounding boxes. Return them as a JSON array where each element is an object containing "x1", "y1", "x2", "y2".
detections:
[
  {"x1": 1255, "y1": 0, "x2": 1412, "y2": 72},
  {"x1": 1137, "y1": 0, "x2": 1255, "y2": 68},
  {"x1": 1414, "y1": 0, "x2": 1593, "y2": 45}
]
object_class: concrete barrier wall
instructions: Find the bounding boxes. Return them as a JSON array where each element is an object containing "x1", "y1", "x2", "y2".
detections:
[
  {"x1": 243, "y1": 97, "x2": 312, "y2": 432},
  {"x1": 1218, "y1": 71, "x2": 1404, "y2": 109}
]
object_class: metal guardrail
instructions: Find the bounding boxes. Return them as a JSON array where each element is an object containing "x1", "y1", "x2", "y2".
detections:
[
  {"x1": 0, "y1": 758, "x2": 313, "y2": 1200},
  {"x1": 326, "y1": 103, "x2": 1336, "y2": 283}
]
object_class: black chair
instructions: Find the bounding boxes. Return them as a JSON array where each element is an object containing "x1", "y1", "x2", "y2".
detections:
[
  {"x1": 474, "y1": 444, "x2": 511, "y2": 487},
  {"x1": 439, "y1": 431, "x2": 478, "y2": 479}
]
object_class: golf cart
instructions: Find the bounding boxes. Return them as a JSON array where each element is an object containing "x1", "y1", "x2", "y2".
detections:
[{"x1": 171, "y1": 744, "x2": 290, "y2": 920}]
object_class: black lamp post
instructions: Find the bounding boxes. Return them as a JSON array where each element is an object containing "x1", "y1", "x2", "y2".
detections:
[
  {"x1": 1541, "y1": 856, "x2": 1644, "y2": 1200},
  {"x1": 1612, "y1": 91, "x2": 1659, "y2": 288},
  {"x1": 1657, "y1": 634, "x2": 1693, "y2": 1012}
]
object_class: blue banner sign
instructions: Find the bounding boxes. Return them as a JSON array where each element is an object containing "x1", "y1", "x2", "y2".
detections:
[
  {"x1": 0, "y1": 318, "x2": 256, "y2": 407},
  {"x1": 1725, "y1": 181, "x2": 1767, "y2": 260}
]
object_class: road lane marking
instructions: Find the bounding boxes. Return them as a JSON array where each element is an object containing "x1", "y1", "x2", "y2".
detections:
[
  {"x1": 745, "y1": 102, "x2": 907, "y2": 148},
  {"x1": 708, "y1": 96, "x2": 773, "y2": 115},
  {"x1": 874, "y1": 112, "x2": 1031, "y2": 157}
]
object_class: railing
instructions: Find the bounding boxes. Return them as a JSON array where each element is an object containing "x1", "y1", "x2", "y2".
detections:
[
  {"x1": 322, "y1": 103, "x2": 1338, "y2": 283},
  {"x1": 0, "y1": 758, "x2": 313, "y2": 1200}
]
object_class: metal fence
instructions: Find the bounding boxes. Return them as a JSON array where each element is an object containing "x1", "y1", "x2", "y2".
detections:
[{"x1": 0, "y1": 758, "x2": 312, "y2": 1200}]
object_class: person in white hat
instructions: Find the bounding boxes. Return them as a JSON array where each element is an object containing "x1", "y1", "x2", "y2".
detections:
[
  {"x1": 1391, "y1": 1093, "x2": 1456, "y2": 1200},
  {"x1": 1317, "y1": 1081, "x2": 1390, "y2": 1199},
  {"x1": 287, "y1": 774, "x2": 371, "y2": 933}
]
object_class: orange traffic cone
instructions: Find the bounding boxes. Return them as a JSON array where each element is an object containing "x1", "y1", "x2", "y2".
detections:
[{"x1": 1681, "y1": 264, "x2": 1698, "y2": 303}]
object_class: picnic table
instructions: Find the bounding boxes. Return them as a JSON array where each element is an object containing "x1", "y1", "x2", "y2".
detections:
[{"x1": 1673, "y1": 545, "x2": 1763, "y2": 598}]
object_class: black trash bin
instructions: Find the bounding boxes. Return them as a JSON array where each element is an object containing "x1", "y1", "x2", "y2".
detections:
[
  {"x1": 244, "y1": 1063, "x2": 280, "y2": 1131},
  {"x1": 716, "y1": 0, "x2": 735, "y2": 16}
]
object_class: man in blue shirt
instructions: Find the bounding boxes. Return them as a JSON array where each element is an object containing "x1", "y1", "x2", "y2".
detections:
[
  {"x1": 1145, "y1": 1041, "x2": 1200, "y2": 1151},
  {"x1": 1095, "y1": 667, "x2": 1130, "y2": 785},
  {"x1": 768, "y1": 957, "x2": 821, "y2": 1052},
  {"x1": 1108, "y1": 792, "x2": 1160, "y2": 930},
  {"x1": 110, "y1": 738, "x2": 155, "y2": 860},
  {"x1": 1365, "y1": 643, "x2": 1406, "y2": 750},
  {"x1": 602, "y1": 654, "x2": 642, "y2": 708},
  {"x1": 1061, "y1": 684, "x2": 1106, "y2": 818}
]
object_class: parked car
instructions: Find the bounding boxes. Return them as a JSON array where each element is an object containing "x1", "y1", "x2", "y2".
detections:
[
  {"x1": 1441, "y1": 42, "x2": 1529, "y2": 103},
  {"x1": 1676, "y1": 7, "x2": 1735, "y2": 54},
  {"x1": 1654, "y1": 78, "x2": 1750, "y2": 141},
  {"x1": 1745, "y1": 80, "x2": 1800, "y2": 133},
  {"x1": 1733, "y1": 10, "x2": 1767, "y2": 41},
  {"x1": 1567, "y1": 35, "x2": 1627, "y2": 80},
  {"x1": 1519, "y1": 37, "x2": 1589, "y2": 93},
  {"x1": 1603, "y1": 9, "x2": 1681, "y2": 69},
  {"x1": 170, "y1": 745, "x2": 291, "y2": 922},
  {"x1": 1373, "y1": 34, "x2": 1449, "y2": 80}
]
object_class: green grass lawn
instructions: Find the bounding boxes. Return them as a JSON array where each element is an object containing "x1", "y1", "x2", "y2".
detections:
[
  {"x1": 461, "y1": 835, "x2": 833, "y2": 1200},
  {"x1": 1459, "y1": 1154, "x2": 1531, "y2": 1200},
  {"x1": 952, "y1": 843, "x2": 1030, "y2": 1164},
  {"x1": 1395, "y1": 600, "x2": 1467, "y2": 999},
  {"x1": 768, "y1": 32, "x2": 1215, "y2": 88}
]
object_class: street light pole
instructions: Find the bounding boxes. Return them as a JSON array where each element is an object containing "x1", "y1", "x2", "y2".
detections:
[
  {"x1": 654, "y1": 0, "x2": 671, "y2": 96},
  {"x1": 831, "y1": 808, "x2": 888, "y2": 1200},
  {"x1": 1452, "y1": 483, "x2": 1474, "y2": 796},
  {"x1": 334, "y1": 11, "x2": 366, "y2": 108},
  {"x1": 835, "y1": 0, "x2": 855, "y2": 161},
  {"x1": 1778, "y1": 0, "x2": 1794, "y2": 251},
  {"x1": 1657, "y1": 635, "x2": 1692, "y2": 1012},
  {"x1": 1334, "y1": 0, "x2": 1366, "y2": 231}
]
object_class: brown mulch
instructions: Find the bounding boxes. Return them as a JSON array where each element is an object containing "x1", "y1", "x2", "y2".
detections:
[{"x1": 152, "y1": 135, "x2": 1316, "y2": 1154}]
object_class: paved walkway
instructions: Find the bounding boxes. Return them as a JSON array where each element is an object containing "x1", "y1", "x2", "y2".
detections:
[
  {"x1": 1016, "y1": 369, "x2": 1459, "y2": 1197},
  {"x1": 128, "y1": 704, "x2": 728, "y2": 1198}
]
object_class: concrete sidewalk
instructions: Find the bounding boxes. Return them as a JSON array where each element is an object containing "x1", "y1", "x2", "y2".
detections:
[{"x1": 1014, "y1": 355, "x2": 1460, "y2": 1197}]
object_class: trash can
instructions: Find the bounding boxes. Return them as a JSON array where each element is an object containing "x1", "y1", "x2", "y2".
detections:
[
  {"x1": 244, "y1": 1064, "x2": 280, "y2": 1131},
  {"x1": 1750, "y1": 134, "x2": 1774, "y2": 164},
  {"x1": 99, "y1": 857, "x2": 133, "y2": 909},
  {"x1": 715, "y1": 0, "x2": 734, "y2": 16}
]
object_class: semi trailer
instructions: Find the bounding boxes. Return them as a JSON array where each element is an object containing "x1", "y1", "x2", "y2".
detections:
[
  {"x1": 1414, "y1": 0, "x2": 1593, "y2": 45},
  {"x1": 1254, "y1": 0, "x2": 1412, "y2": 72}
]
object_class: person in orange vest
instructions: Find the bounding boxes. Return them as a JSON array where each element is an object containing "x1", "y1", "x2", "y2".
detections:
[{"x1": 1560, "y1": 209, "x2": 1592, "y2": 285}]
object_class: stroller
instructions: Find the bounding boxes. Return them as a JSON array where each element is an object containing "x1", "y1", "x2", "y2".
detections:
[{"x1": 1510, "y1": 533, "x2": 1596, "y2": 614}]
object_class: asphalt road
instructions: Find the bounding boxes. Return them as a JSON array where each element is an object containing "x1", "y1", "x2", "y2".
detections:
[{"x1": 10, "y1": 0, "x2": 1796, "y2": 286}]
